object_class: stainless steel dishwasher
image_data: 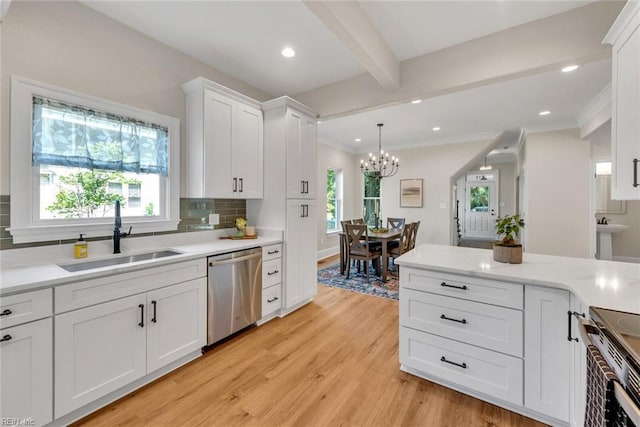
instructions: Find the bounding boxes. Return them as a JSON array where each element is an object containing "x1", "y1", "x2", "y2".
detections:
[{"x1": 206, "y1": 247, "x2": 262, "y2": 346}]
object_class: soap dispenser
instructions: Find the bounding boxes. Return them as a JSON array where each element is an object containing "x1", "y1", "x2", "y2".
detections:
[{"x1": 74, "y1": 234, "x2": 88, "y2": 259}]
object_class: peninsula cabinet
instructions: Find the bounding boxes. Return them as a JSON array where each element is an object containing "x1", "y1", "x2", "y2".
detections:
[
  {"x1": 55, "y1": 277, "x2": 206, "y2": 417},
  {"x1": 604, "y1": 1, "x2": 640, "y2": 200},
  {"x1": 182, "y1": 77, "x2": 263, "y2": 199}
]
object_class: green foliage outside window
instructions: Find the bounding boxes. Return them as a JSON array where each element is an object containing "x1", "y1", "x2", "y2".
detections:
[
  {"x1": 470, "y1": 186, "x2": 489, "y2": 210},
  {"x1": 363, "y1": 172, "x2": 381, "y2": 226},
  {"x1": 46, "y1": 170, "x2": 140, "y2": 218},
  {"x1": 326, "y1": 169, "x2": 338, "y2": 231}
]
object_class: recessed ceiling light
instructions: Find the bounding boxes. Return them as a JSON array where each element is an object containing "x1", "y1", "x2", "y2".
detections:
[
  {"x1": 355, "y1": 138, "x2": 361, "y2": 142},
  {"x1": 561, "y1": 65, "x2": 579, "y2": 73},
  {"x1": 539, "y1": 111, "x2": 551, "y2": 116},
  {"x1": 432, "y1": 127, "x2": 441, "y2": 131},
  {"x1": 411, "y1": 99, "x2": 422, "y2": 104},
  {"x1": 317, "y1": 120, "x2": 322, "y2": 124},
  {"x1": 281, "y1": 47, "x2": 295, "y2": 58}
]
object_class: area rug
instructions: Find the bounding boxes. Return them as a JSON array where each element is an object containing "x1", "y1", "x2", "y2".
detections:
[{"x1": 317, "y1": 263, "x2": 399, "y2": 301}]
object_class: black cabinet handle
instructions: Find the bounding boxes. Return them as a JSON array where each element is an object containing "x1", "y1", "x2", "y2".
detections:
[
  {"x1": 239, "y1": 178, "x2": 244, "y2": 192},
  {"x1": 440, "y1": 314, "x2": 467, "y2": 324},
  {"x1": 233, "y1": 178, "x2": 238, "y2": 192},
  {"x1": 440, "y1": 282, "x2": 468, "y2": 291},
  {"x1": 267, "y1": 296, "x2": 279, "y2": 303},
  {"x1": 0, "y1": 309, "x2": 12, "y2": 317},
  {"x1": 567, "y1": 311, "x2": 585, "y2": 342},
  {"x1": 633, "y1": 158, "x2": 638, "y2": 188},
  {"x1": 151, "y1": 300, "x2": 157, "y2": 324},
  {"x1": 301, "y1": 180, "x2": 305, "y2": 194},
  {"x1": 267, "y1": 250, "x2": 279, "y2": 255},
  {"x1": 441, "y1": 356, "x2": 467, "y2": 369},
  {"x1": 138, "y1": 304, "x2": 145, "y2": 328},
  {"x1": 267, "y1": 270, "x2": 279, "y2": 276},
  {"x1": 0, "y1": 335, "x2": 12, "y2": 342}
]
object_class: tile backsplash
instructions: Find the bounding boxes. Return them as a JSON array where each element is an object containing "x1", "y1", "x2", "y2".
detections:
[{"x1": 0, "y1": 195, "x2": 246, "y2": 250}]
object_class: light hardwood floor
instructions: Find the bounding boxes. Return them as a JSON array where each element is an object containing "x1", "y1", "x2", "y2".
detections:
[{"x1": 75, "y1": 262, "x2": 545, "y2": 427}]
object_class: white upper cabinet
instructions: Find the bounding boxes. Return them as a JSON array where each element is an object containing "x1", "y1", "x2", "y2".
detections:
[
  {"x1": 604, "y1": 1, "x2": 640, "y2": 200},
  {"x1": 285, "y1": 109, "x2": 317, "y2": 199},
  {"x1": 182, "y1": 77, "x2": 263, "y2": 199}
]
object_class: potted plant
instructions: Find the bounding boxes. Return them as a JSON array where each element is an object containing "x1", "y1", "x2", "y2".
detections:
[{"x1": 493, "y1": 214, "x2": 525, "y2": 264}]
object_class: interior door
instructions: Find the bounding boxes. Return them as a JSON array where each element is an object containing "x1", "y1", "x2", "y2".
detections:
[{"x1": 465, "y1": 180, "x2": 497, "y2": 239}]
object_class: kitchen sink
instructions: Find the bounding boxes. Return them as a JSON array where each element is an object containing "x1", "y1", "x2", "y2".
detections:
[{"x1": 59, "y1": 250, "x2": 182, "y2": 272}]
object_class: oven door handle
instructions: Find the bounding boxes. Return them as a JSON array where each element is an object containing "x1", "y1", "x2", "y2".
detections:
[
  {"x1": 614, "y1": 381, "x2": 640, "y2": 426},
  {"x1": 577, "y1": 319, "x2": 597, "y2": 346}
]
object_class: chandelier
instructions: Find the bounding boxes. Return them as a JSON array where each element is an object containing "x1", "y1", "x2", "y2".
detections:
[{"x1": 359, "y1": 123, "x2": 399, "y2": 178}]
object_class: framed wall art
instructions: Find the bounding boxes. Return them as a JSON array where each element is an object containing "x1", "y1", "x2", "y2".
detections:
[{"x1": 400, "y1": 179, "x2": 423, "y2": 208}]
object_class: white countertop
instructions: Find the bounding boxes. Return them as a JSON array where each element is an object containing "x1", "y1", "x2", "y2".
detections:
[
  {"x1": 396, "y1": 244, "x2": 640, "y2": 314},
  {"x1": 0, "y1": 232, "x2": 281, "y2": 296}
]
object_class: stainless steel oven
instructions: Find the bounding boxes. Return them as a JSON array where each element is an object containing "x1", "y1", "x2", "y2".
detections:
[{"x1": 579, "y1": 307, "x2": 640, "y2": 426}]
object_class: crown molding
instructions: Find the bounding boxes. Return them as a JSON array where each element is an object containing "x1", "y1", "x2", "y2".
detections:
[{"x1": 576, "y1": 83, "x2": 611, "y2": 127}]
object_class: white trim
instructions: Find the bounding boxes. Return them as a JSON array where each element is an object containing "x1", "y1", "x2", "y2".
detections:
[
  {"x1": 9, "y1": 76, "x2": 180, "y2": 244},
  {"x1": 603, "y1": 0, "x2": 640, "y2": 45},
  {"x1": 576, "y1": 83, "x2": 612, "y2": 127},
  {"x1": 181, "y1": 77, "x2": 261, "y2": 109},
  {"x1": 612, "y1": 256, "x2": 640, "y2": 264},
  {"x1": 317, "y1": 246, "x2": 339, "y2": 261},
  {"x1": 0, "y1": 0, "x2": 11, "y2": 22},
  {"x1": 261, "y1": 96, "x2": 318, "y2": 118}
]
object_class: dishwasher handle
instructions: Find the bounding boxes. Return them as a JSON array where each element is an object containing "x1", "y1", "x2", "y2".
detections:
[{"x1": 208, "y1": 251, "x2": 261, "y2": 267}]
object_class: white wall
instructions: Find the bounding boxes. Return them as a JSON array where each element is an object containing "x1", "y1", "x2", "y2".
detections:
[
  {"x1": 316, "y1": 143, "x2": 360, "y2": 259},
  {"x1": 0, "y1": 0, "x2": 270, "y2": 195},
  {"x1": 525, "y1": 129, "x2": 591, "y2": 258},
  {"x1": 496, "y1": 162, "x2": 516, "y2": 218},
  {"x1": 376, "y1": 139, "x2": 493, "y2": 247}
]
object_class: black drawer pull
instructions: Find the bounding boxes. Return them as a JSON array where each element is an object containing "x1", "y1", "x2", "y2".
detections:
[
  {"x1": 567, "y1": 311, "x2": 585, "y2": 342},
  {"x1": 441, "y1": 356, "x2": 467, "y2": 369},
  {"x1": 0, "y1": 335, "x2": 12, "y2": 342},
  {"x1": 440, "y1": 282, "x2": 468, "y2": 291},
  {"x1": 0, "y1": 309, "x2": 12, "y2": 317},
  {"x1": 267, "y1": 270, "x2": 279, "y2": 276},
  {"x1": 633, "y1": 158, "x2": 638, "y2": 188},
  {"x1": 138, "y1": 304, "x2": 145, "y2": 328},
  {"x1": 440, "y1": 314, "x2": 467, "y2": 324},
  {"x1": 267, "y1": 250, "x2": 279, "y2": 255},
  {"x1": 151, "y1": 300, "x2": 157, "y2": 324},
  {"x1": 267, "y1": 296, "x2": 279, "y2": 303}
]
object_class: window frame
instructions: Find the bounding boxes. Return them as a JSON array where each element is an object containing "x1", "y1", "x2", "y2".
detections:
[
  {"x1": 326, "y1": 168, "x2": 342, "y2": 234},
  {"x1": 9, "y1": 76, "x2": 180, "y2": 243}
]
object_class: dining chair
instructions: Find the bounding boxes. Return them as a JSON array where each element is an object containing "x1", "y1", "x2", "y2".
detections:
[
  {"x1": 387, "y1": 217, "x2": 405, "y2": 230},
  {"x1": 352, "y1": 218, "x2": 365, "y2": 224},
  {"x1": 409, "y1": 221, "x2": 420, "y2": 250},
  {"x1": 344, "y1": 223, "x2": 381, "y2": 282},
  {"x1": 389, "y1": 222, "x2": 414, "y2": 267}
]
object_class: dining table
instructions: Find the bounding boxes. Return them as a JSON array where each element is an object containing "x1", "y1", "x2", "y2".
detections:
[{"x1": 339, "y1": 228, "x2": 401, "y2": 282}]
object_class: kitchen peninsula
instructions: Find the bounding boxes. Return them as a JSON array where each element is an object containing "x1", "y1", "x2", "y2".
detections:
[{"x1": 395, "y1": 244, "x2": 640, "y2": 427}]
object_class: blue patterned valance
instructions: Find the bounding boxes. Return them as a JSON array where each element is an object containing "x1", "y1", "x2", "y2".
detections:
[{"x1": 32, "y1": 96, "x2": 169, "y2": 176}]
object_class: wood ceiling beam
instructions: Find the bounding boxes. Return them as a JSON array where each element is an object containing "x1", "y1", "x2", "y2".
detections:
[{"x1": 304, "y1": 0, "x2": 400, "y2": 89}]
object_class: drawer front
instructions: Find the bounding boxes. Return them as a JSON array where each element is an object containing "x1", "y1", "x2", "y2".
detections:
[
  {"x1": 401, "y1": 289, "x2": 523, "y2": 356},
  {"x1": 262, "y1": 244, "x2": 282, "y2": 262},
  {"x1": 0, "y1": 288, "x2": 52, "y2": 329},
  {"x1": 55, "y1": 259, "x2": 207, "y2": 313},
  {"x1": 400, "y1": 327, "x2": 523, "y2": 406},
  {"x1": 262, "y1": 285, "x2": 281, "y2": 318},
  {"x1": 262, "y1": 258, "x2": 282, "y2": 289},
  {"x1": 402, "y1": 268, "x2": 523, "y2": 309}
]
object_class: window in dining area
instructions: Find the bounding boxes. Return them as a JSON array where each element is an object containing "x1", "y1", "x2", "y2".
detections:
[
  {"x1": 326, "y1": 168, "x2": 342, "y2": 232},
  {"x1": 363, "y1": 172, "x2": 381, "y2": 227}
]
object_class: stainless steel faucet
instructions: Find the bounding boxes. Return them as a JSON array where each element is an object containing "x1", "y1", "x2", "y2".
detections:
[{"x1": 113, "y1": 200, "x2": 132, "y2": 254}]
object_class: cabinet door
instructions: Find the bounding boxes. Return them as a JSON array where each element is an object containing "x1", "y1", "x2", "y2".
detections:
[
  {"x1": 524, "y1": 286, "x2": 571, "y2": 423},
  {"x1": 234, "y1": 103, "x2": 263, "y2": 199},
  {"x1": 569, "y1": 295, "x2": 587, "y2": 427},
  {"x1": 285, "y1": 110, "x2": 304, "y2": 198},
  {"x1": 0, "y1": 318, "x2": 52, "y2": 426},
  {"x1": 146, "y1": 278, "x2": 207, "y2": 373},
  {"x1": 203, "y1": 89, "x2": 235, "y2": 198},
  {"x1": 611, "y1": 8, "x2": 640, "y2": 200},
  {"x1": 55, "y1": 294, "x2": 146, "y2": 417},
  {"x1": 300, "y1": 116, "x2": 317, "y2": 199},
  {"x1": 284, "y1": 200, "x2": 317, "y2": 308}
]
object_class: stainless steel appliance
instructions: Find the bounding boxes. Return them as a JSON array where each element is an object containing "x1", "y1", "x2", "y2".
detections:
[
  {"x1": 206, "y1": 247, "x2": 262, "y2": 346},
  {"x1": 580, "y1": 307, "x2": 640, "y2": 425}
]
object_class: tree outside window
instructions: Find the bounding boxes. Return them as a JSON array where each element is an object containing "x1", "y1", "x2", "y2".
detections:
[
  {"x1": 363, "y1": 172, "x2": 381, "y2": 227},
  {"x1": 326, "y1": 169, "x2": 342, "y2": 232}
]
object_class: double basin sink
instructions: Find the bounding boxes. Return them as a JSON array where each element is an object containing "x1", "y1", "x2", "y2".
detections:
[{"x1": 59, "y1": 250, "x2": 182, "y2": 272}]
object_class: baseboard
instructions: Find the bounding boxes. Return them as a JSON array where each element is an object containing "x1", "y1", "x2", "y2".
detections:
[
  {"x1": 612, "y1": 256, "x2": 640, "y2": 264},
  {"x1": 317, "y1": 246, "x2": 339, "y2": 261}
]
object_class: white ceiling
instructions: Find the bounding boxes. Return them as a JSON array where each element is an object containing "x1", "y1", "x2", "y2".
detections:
[
  {"x1": 80, "y1": 0, "x2": 610, "y2": 154},
  {"x1": 317, "y1": 59, "x2": 611, "y2": 153}
]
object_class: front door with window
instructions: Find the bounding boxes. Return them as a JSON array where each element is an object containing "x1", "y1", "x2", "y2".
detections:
[{"x1": 464, "y1": 180, "x2": 498, "y2": 239}]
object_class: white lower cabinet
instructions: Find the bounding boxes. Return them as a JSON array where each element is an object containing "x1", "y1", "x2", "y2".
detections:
[
  {"x1": 0, "y1": 318, "x2": 53, "y2": 426},
  {"x1": 524, "y1": 286, "x2": 571, "y2": 422},
  {"x1": 55, "y1": 278, "x2": 206, "y2": 417},
  {"x1": 284, "y1": 200, "x2": 317, "y2": 309}
]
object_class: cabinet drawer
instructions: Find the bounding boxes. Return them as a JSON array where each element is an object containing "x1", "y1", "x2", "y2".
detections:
[
  {"x1": 262, "y1": 285, "x2": 281, "y2": 318},
  {"x1": 0, "y1": 288, "x2": 52, "y2": 329},
  {"x1": 401, "y1": 289, "x2": 523, "y2": 357},
  {"x1": 55, "y1": 259, "x2": 207, "y2": 313},
  {"x1": 262, "y1": 244, "x2": 282, "y2": 262},
  {"x1": 262, "y1": 258, "x2": 282, "y2": 289},
  {"x1": 400, "y1": 327, "x2": 523, "y2": 406},
  {"x1": 402, "y1": 268, "x2": 523, "y2": 309}
]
